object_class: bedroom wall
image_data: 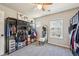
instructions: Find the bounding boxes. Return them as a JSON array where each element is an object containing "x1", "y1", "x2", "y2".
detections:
[
  {"x1": 35, "y1": 7, "x2": 79, "y2": 48},
  {"x1": 0, "y1": 4, "x2": 17, "y2": 19}
]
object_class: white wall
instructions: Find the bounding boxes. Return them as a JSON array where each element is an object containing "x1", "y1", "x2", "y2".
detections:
[{"x1": 0, "y1": 4, "x2": 17, "y2": 19}]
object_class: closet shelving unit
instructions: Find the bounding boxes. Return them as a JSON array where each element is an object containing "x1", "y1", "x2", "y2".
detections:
[
  {"x1": 16, "y1": 20, "x2": 30, "y2": 49},
  {"x1": 5, "y1": 17, "x2": 30, "y2": 54},
  {"x1": 69, "y1": 11, "x2": 79, "y2": 56},
  {"x1": 5, "y1": 17, "x2": 17, "y2": 54}
]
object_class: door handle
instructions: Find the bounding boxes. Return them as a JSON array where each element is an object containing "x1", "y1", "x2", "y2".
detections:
[{"x1": 1, "y1": 34, "x2": 4, "y2": 36}]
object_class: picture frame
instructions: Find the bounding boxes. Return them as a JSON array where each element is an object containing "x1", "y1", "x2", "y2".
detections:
[{"x1": 49, "y1": 19, "x2": 63, "y2": 39}]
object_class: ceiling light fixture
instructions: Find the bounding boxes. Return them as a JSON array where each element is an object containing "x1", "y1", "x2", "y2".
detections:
[
  {"x1": 37, "y1": 4, "x2": 42, "y2": 10},
  {"x1": 36, "y1": 3, "x2": 52, "y2": 11}
]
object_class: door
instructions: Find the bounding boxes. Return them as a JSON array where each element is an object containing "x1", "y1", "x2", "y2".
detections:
[{"x1": 0, "y1": 10, "x2": 5, "y2": 55}]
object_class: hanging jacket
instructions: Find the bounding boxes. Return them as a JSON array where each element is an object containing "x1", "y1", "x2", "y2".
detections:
[
  {"x1": 76, "y1": 27, "x2": 79, "y2": 44},
  {"x1": 71, "y1": 30, "x2": 75, "y2": 49}
]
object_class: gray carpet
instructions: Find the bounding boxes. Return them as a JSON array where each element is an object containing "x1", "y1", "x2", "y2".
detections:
[{"x1": 8, "y1": 43, "x2": 73, "y2": 56}]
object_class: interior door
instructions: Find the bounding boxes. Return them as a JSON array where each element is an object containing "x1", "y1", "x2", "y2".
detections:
[{"x1": 0, "y1": 10, "x2": 5, "y2": 55}]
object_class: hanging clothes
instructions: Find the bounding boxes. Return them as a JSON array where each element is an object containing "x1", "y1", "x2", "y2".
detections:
[
  {"x1": 76, "y1": 27, "x2": 79, "y2": 44},
  {"x1": 28, "y1": 29, "x2": 31, "y2": 35},
  {"x1": 70, "y1": 30, "x2": 73, "y2": 41},
  {"x1": 6, "y1": 24, "x2": 10, "y2": 37},
  {"x1": 76, "y1": 47, "x2": 79, "y2": 55},
  {"x1": 71, "y1": 30, "x2": 76, "y2": 49}
]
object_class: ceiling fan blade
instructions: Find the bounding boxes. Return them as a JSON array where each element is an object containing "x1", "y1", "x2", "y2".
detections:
[
  {"x1": 42, "y1": 3, "x2": 53, "y2": 5},
  {"x1": 34, "y1": 3, "x2": 52, "y2": 5}
]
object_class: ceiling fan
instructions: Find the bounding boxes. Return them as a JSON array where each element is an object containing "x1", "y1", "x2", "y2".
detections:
[{"x1": 34, "y1": 3, "x2": 52, "y2": 11}]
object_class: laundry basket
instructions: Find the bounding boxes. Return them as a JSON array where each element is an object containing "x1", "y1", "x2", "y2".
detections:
[{"x1": 39, "y1": 35, "x2": 47, "y2": 45}]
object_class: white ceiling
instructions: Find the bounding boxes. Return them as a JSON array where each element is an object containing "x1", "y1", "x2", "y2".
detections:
[{"x1": 1, "y1": 3, "x2": 79, "y2": 18}]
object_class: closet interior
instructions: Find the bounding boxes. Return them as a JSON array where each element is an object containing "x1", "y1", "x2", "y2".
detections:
[
  {"x1": 5, "y1": 17, "x2": 33, "y2": 54},
  {"x1": 5, "y1": 17, "x2": 17, "y2": 54}
]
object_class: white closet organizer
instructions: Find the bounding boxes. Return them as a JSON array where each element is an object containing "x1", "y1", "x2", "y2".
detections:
[
  {"x1": 5, "y1": 17, "x2": 30, "y2": 54},
  {"x1": 9, "y1": 36, "x2": 16, "y2": 53},
  {"x1": 5, "y1": 17, "x2": 17, "y2": 54}
]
